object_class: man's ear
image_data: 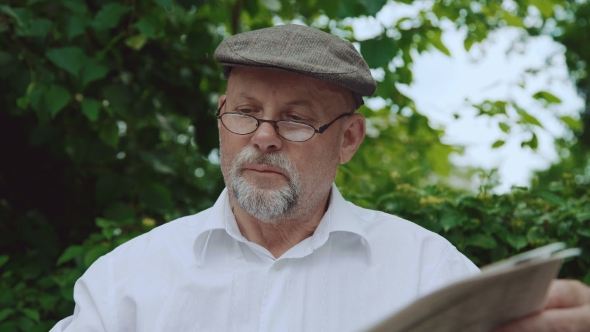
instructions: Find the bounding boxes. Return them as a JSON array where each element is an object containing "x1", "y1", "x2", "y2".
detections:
[{"x1": 339, "y1": 113, "x2": 365, "y2": 164}]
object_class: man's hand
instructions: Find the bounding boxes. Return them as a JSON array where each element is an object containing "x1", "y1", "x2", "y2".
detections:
[{"x1": 496, "y1": 279, "x2": 590, "y2": 332}]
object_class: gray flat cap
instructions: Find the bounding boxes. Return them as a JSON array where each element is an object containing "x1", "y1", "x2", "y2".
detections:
[{"x1": 214, "y1": 24, "x2": 376, "y2": 109}]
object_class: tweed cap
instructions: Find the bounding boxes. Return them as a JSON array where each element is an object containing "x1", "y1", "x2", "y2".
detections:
[{"x1": 214, "y1": 24, "x2": 376, "y2": 109}]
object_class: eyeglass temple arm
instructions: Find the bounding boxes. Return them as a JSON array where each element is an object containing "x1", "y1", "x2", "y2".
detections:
[
  {"x1": 317, "y1": 113, "x2": 352, "y2": 133},
  {"x1": 215, "y1": 99, "x2": 227, "y2": 117}
]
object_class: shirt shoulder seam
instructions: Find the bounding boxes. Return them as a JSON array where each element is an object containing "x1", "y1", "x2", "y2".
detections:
[{"x1": 423, "y1": 244, "x2": 455, "y2": 291}]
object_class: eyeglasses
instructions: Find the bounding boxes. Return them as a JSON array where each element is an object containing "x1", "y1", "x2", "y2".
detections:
[{"x1": 215, "y1": 99, "x2": 352, "y2": 142}]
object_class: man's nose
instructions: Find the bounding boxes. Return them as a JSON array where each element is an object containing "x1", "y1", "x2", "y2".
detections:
[{"x1": 251, "y1": 121, "x2": 283, "y2": 151}]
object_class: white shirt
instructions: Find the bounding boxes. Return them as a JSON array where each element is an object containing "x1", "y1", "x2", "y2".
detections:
[{"x1": 51, "y1": 184, "x2": 479, "y2": 332}]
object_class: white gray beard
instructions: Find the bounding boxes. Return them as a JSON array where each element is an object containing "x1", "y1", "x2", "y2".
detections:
[{"x1": 228, "y1": 147, "x2": 302, "y2": 223}]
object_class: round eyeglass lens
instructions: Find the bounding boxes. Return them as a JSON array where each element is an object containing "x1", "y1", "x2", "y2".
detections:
[
  {"x1": 277, "y1": 121, "x2": 316, "y2": 142},
  {"x1": 222, "y1": 113, "x2": 258, "y2": 134}
]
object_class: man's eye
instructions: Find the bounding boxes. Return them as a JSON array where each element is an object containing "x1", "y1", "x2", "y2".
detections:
[
  {"x1": 289, "y1": 115, "x2": 304, "y2": 121},
  {"x1": 238, "y1": 109, "x2": 254, "y2": 114}
]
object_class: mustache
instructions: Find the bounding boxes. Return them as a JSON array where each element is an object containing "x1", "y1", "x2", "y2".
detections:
[{"x1": 233, "y1": 147, "x2": 294, "y2": 173}]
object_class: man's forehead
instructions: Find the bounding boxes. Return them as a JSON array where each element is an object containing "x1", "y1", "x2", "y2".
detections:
[
  {"x1": 226, "y1": 68, "x2": 352, "y2": 113},
  {"x1": 230, "y1": 90, "x2": 314, "y2": 110}
]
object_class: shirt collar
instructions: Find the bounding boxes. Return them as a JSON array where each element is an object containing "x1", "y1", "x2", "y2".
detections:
[
  {"x1": 310, "y1": 183, "x2": 373, "y2": 263},
  {"x1": 194, "y1": 184, "x2": 373, "y2": 266}
]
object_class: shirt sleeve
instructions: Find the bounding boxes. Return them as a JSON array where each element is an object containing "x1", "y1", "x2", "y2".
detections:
[
  {"x1": 49, "y1": 254, "x2": 116, "y2": 332},
  {"x1": 420, "y1": 246, "x2": 480, "y2": 296}
]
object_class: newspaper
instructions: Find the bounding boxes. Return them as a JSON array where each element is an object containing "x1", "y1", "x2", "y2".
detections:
[{"x1": 367, "y1": 243, "x2": 581, "y2": 332}]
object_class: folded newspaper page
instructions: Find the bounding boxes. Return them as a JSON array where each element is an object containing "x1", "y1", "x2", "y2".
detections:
[{"x1": 367, "y1": 243, "x2": 581, "y2": 332}]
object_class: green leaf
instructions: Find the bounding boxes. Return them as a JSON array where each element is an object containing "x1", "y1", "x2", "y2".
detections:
[
  {"x1": 337, "y1": 0, "x2": 369, "y2": 18},
  {"x1": 317, "y1": 0, "x2": 340, "y2": 18},
  {"x1": 27, "y1": 18, "x2": 52, "y2": 37},
  {"x1": 261, "y1": 0, "x2": 281, "y2": 11},
  {"x1": 529, "y1": 0, "x2": 555, "y2": 18},
  {"x1": 502, "y1": 12, "x2": 524, "y2": 27},
  {"x1": 360, "y1": 37, "x2": 397, "y2": 68},
  {"x1": 65, "y1": 15, "x2": 88, "y2": 39},
  {"x1": 99, "y1": 122, "x2": 120, "y2": 148},
  {"x1": 560, "y1": 116, "x2": 582, "y2": 131},
  {"x1": 0, "y1": 255, "x2": 8, "y2": 269},
  {"x1": 465, "y1": 234, "x2": 498, "y2": 249},
  {"x1": 375, "y1": 71, "x2": 398, "y2": 100},
  {"x1": 243, "y1": 0, "x2": 260, "y2": 17},
  {"x1": 492, "y1": 140, "x2": 505, "y2": 149},
  {"x1": 62, "y1": 0, "x2": 88, "y2": 14},
  {"x1": 0, "y1": 308, "x2": 15, "y2": 323},
  {"x1": 521, "y1": 132, "x2": 538, "y2": 150},
  {"x1": 475, "y1": 100, "x2": 507, "y2": 116},
  {"x1": 537, "y1": 191, "x2": 566, "y2": 206},
  {"x1": 464, "y1": 36, "x2": 475, "y2": 51},
  {"x1": 125, "y1": 34, "x2": 148, "y2": 51},
  {"x1": 95, "y1": 218, "x2": 113, "y2": 229},
  {"x1": 38, "y1": 295, "x2": 59, "y2": 311},
  {"x1": 498, "y1": 122, "x2": 510, "y2": 133},
  {"x1": 440, "y1": 214, "x2": 466, "y2": 232},
  {"x1": 29, "y1": 85, "x2": 48, "y2": 121},
  {"x1": 46, "y1": 85, "x2": 72, "y2": 117},
  {"x1": 506, "y1": 234, "x2": 528, "y2": 250},
  {"x1": 30, "y1": 84, "x2": 72, "y2": 118},
  {"x1": 81, "y1": 58, "x2": 109, "y2": 86},
  {"x1": 140, "y1": 183, "x2": 174, "y2": 213},
  {"x1": 17, "y1": 96, "x2": 28, "y2": 109},
  {"x1": 20, "y1": 309, "x2": 39, "y2": 322},
  {"x1": 60, "y1": 287, "x2": 74, "y2": 302},
  {"x1": 0, "y1": 5, "x2": 28, "y2": 28},
  {"x1": 46, "y1": 46, "x2": 87, "y2": 76},
  {"x1": 84, "y1": 245, "x2": 110, "y2": 268},
  {"x1": 92, "y1": 3, "x2": 131, "y2": 31},
  {"x1": 134, "y1": 14, "x2": 165, "y2": 39},
  {"x1": 359, "y1": 0, "x2": 387, "y2": 16},
  {"x1": 96, "y1": 218, "x2": 116, "y2": 240},
  {"x1": 577, "y1": 229, "x2": 590, "y2": 238},
  {"x1": 427, "y1": 30, "x2": 450, "y2": 56},
  {"x1": 517, "y1": 109, "x2": 543, "y2": 128},
  {"x1": 81, "y1": 98, "x2": 101, "y2": 121},
  {"x1": 56, "y1": 245, "x2": 83, "y2": 266},
  {"x1": 576, "y1": 211, "x2": 590, "y2": 222},
  {"x1": 532, "y1": 91, "x2": 561, "y2": 105}
]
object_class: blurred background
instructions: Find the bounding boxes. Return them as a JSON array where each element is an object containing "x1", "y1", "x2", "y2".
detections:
[{"x1": 1, "y1": 0, "x2": 590, "y2": 330}]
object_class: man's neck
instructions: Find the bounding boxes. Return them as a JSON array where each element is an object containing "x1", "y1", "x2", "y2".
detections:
[{"x1": 230, "y1": 194, "x2": 331, "y2": 258}]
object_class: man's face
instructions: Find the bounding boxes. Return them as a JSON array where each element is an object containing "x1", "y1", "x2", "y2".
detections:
[{"x1": 218, "y1": 67, "x2": 353, "y2": 223}]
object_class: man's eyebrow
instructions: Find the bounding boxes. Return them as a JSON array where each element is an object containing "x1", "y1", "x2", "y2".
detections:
[
  {"x1": 235, "y1": 92, "x2": 258, "y2": 102},
  {"x1": 284, "y1": 99, "x2": 313, "y2": 110}
]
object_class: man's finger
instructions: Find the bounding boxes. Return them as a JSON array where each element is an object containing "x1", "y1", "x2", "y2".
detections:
[
  {"x1": 495, "y1": 305, "x2": 590, "y2": 332},
  {"x1": 545, "y1": 279, "x2": 590, "y2": 309}
]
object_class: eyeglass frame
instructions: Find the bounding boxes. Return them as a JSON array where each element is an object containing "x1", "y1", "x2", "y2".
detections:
[{"x1": 215, "y1": 99, "x2": 353, "y2": 142}]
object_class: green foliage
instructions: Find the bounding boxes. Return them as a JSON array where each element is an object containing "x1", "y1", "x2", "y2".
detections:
[
  {"x1": 337, "y1": 171, "x2": 590, "y2": 279},
  {"x1": 0, "y1": 0, "x2": 585, "y2": 330},
  {"x1": 536, "y1": 0, "x2": 590, "y2": 188}
]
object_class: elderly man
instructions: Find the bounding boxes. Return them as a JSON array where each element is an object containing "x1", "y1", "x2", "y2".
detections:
[{"x1": 51, "y1": 25, "x2": 590, "y2": 332}]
